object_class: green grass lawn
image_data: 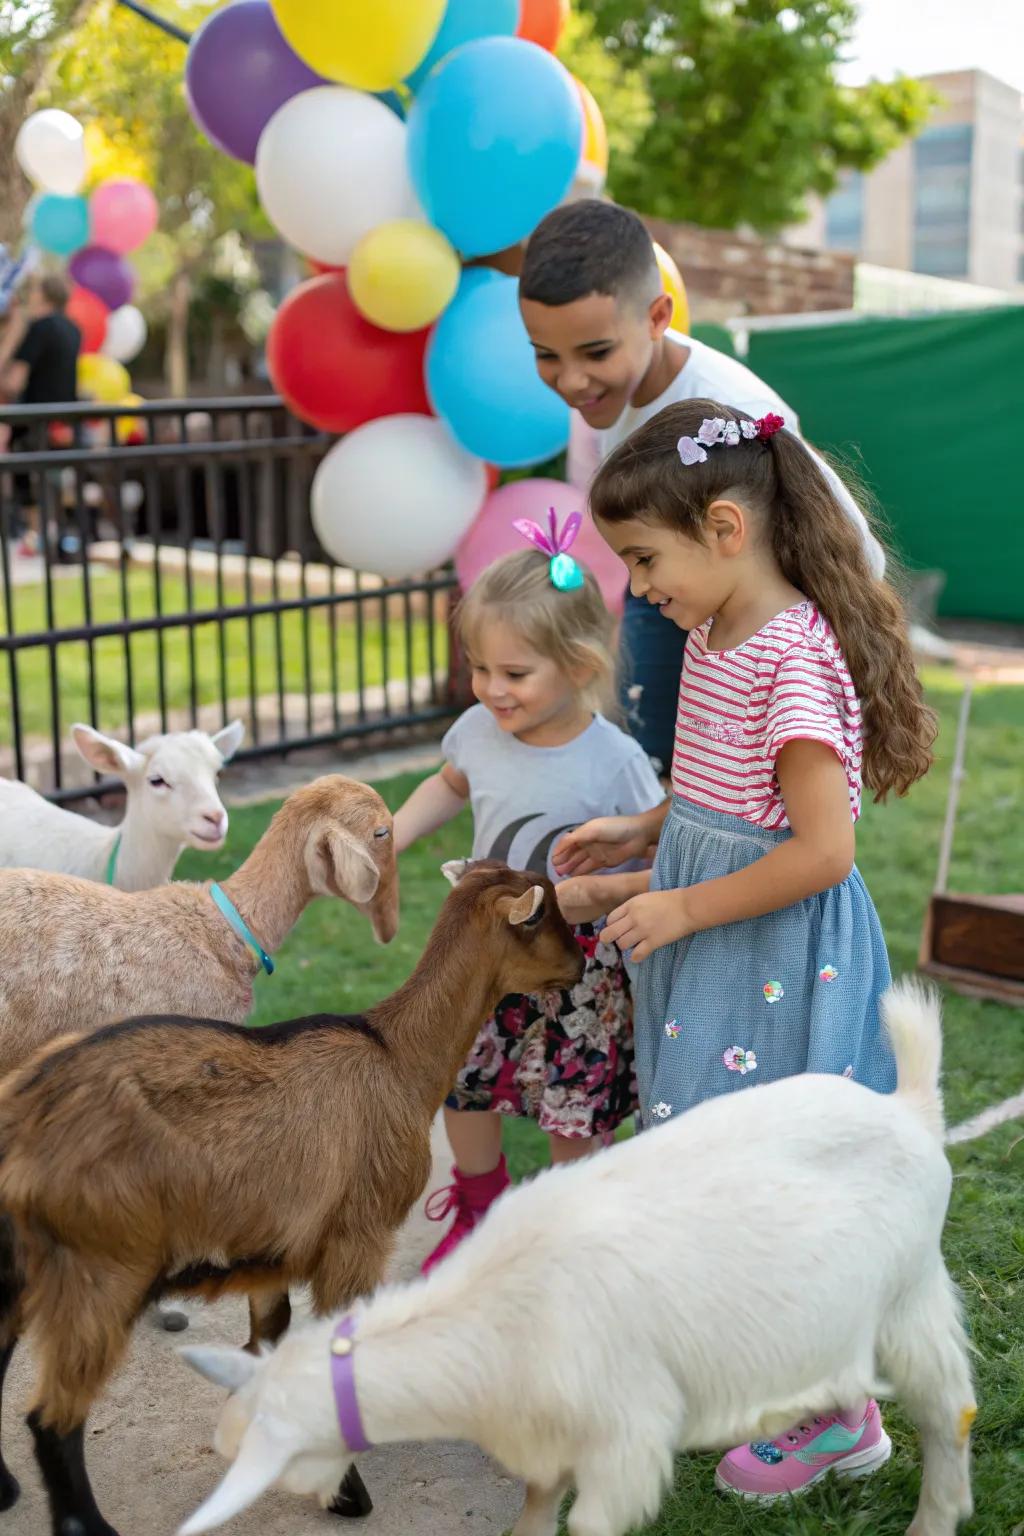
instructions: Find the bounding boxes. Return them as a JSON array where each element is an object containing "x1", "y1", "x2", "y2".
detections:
[
  {"x1": 0, "y1": 569, "x2": 448, "y2": 740},
  {"x1": 177, "y1": 673, "x2": 1024, "y2": 1536}
]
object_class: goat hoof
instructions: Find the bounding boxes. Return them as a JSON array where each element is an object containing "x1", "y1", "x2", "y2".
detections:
[
  {"x1": 58, "y1": 1519, "x2": 120, "y2": 1536},
  {"x1": 328, "y1": 1467, "x2": 373, "y2": 1519},
  {"x1": 0, "y1": 1470, "x2": 19, "y2": 1511}
]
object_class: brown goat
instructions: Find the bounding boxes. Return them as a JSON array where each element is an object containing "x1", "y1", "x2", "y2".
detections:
[
  {"x1": 0, "y1": 773, "x2": 399, "y2": 1079},
  {"x1": 0, "y1": 862, "x2": 583, "y2": 1536}
]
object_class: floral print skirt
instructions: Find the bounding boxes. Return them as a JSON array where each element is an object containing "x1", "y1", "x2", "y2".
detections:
[
  {"x1": 634, "y1": 796, "x2": 896, "y2": 1127},
  {"x1": 446, "y1": 923, "x2": 637, "y2": 1138}
]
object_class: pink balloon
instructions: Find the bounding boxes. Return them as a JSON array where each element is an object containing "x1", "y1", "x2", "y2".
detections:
[
  {"x1": 89, "y1": 179, "x2": 158, "y2": 254},
  {"x1": 456, "y1": 478, "x2": 627, "y2": 615}
]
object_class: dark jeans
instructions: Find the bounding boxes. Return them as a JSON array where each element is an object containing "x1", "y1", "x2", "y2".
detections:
[{"x1": 618, "y1": 588, "x2": 687, "y2": 775}]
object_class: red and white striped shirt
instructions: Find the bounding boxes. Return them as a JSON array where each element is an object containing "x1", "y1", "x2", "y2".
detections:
[{"x1": 671, "y1": 602, "x2": 863, "y2": 829}]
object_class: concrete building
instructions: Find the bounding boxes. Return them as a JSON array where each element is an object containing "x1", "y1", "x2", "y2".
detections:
[{"x1": 797, "y1": 70, "x2": 1024, "y2": 291}]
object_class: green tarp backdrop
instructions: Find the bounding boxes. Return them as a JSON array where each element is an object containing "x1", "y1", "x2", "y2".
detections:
[{"x1": 747, "y1": 307, "x2": 1024, "y2": 623}]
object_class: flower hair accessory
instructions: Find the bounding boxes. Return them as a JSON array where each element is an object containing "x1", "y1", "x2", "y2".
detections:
[
  {"x1": 677, "y1": 413, "x2": 784, "y2": 467},
  {"x1": 512, "y1": 506, "x2": 585, "y2": 591}
]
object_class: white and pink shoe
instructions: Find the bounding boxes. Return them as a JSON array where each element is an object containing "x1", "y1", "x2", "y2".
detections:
[{"x1": 715, "y1": 1399, "x2": 892, "y2": 1502}]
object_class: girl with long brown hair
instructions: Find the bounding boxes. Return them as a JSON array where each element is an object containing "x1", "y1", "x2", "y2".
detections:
[{"x1": 553, "y1": 397, "x2": 936, "y2": 1504}]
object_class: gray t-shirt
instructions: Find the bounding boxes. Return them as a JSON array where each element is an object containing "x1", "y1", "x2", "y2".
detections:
[{"x1": 443, "y1": 704, "x2": 665, "y2": 881}]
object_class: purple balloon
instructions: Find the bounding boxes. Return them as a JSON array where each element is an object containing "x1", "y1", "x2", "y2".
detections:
[
  {"x1": 185, "y1": 0, "x2": 324, "y2": 165},
  {"x1": 68, "y1": 246, "x2": 134, "y2": 311}
]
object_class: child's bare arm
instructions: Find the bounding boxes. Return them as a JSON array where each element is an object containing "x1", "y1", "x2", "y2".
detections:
[
  {"x1": 556, "y1": 870, "x2": 652, "y2": 925},
  {"x1": 552, "y1": 800, "x2": 668, "y2": 876},
  {"x1": 393, "y1": 763, "x2": 469, "y2": 853},
  {"x1": 602, "y1": 742, "x2": 854, "y2": 961}
]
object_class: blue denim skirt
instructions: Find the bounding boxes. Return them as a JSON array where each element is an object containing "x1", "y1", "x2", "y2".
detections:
[{"x1": 632, "y1": 796, "x2": 895, "y2": 1126}]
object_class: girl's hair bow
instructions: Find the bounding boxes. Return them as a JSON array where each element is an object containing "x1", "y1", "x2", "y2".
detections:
[{"x1": 512, "y1": 507, "x2": 585, "y2": 591}]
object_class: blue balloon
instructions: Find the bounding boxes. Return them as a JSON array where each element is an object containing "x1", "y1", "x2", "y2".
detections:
[
  {"x1": 427, "y1": 269, "x2": 570, "y2": 468},
  {"x1": 31, "y1": 194, "x2": 90, "y2": 257},
  {"x1": 407, "y1": 36, "x2": 583, "y2": 259},
  {"x1": 374, "y1": 89, "x2": 407, "y2": 119},
  {"x1": 405, "y1": 0, "x2": 519, "y2": 95}
]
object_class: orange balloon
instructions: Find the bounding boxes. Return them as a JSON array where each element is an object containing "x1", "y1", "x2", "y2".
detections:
[
  {"x1": 517, "y1": 0, "x2": 570, "y2": 51},
  {"x1": 574, "y1": 75, "x2": 608, "y2": 191}
]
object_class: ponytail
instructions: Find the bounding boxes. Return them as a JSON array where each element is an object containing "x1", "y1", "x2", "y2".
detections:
[{"x1": 764, "y1": 429, "x2": 936, "y2": 798}]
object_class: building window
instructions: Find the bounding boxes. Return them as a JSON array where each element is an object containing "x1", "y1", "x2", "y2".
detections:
[
  {"x1": 824, "y1": 171, "x2": 864, "y2": 251},
  {"x1": 913, "y1": 124, "x2": 973, "y2": 277}
]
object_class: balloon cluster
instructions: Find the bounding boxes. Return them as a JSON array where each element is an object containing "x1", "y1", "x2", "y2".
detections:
[
  {"x1": 15, "y1": 108, "x2": 156, "y2": 411},
  {"x1": 184, "y1": 0, "x2": 618, "y2": 581}
]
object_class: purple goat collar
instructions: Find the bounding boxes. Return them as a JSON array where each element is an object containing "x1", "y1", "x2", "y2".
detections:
[{"x1": 331, "y1": 1314, "x2": 371, "y2": 1453}]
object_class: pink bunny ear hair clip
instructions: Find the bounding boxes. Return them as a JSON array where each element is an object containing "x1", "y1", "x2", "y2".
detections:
[{"x1": 512, "y1": 506, "x2": 585, "y2": 591}]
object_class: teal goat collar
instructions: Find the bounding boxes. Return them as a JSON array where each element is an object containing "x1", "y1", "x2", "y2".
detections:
[
  {"x1": 209, "y1": 883, "x2": 275, "y2": 976},
  {"x1": 105, "y1": 834, "x2": 121, "y2": 886}
]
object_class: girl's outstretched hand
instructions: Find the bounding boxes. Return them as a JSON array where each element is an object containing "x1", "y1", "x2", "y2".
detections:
[
  {"x1": 555, "y1": 876, "x2": 613, "y2": 926},
  {"x1": 602, "y1": 890, "x2": 693, "y2": 963},
  {"x1": 552, "y1": 811, "x2": 661, "y2": 876}
]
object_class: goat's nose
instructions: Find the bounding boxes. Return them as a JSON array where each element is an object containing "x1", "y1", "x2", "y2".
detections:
[{"x1": 204, "y1": 810, "x2": 227, "y2": 832}]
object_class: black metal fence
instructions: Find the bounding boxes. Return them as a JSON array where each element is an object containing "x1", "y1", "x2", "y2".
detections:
[{"x1": 1, "y1": 396, "x2": 459, "y2": 803}]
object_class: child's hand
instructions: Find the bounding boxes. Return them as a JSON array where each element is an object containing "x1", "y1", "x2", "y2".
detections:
[
  {"x1": 602, "y1": 890, "x2": 693, "y2": 963},
  {"x1": 555, "y1": 876, "x2": 616, "y2": 926},
  {"x1": 552, "y1": 815, "x2": 656, "y2": 876}
]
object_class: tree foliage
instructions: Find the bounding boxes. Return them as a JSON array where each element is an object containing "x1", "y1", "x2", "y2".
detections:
[{"x1": 559, "y1": 0, "x2": 936, "y2": 233}]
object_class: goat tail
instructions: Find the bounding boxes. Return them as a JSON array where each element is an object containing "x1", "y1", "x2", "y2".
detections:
[{"x1": 882, "y1": 978, "x2": 945, "y2": 1140}]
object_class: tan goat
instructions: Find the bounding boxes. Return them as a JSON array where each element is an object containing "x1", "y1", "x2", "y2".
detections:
[
  {"x1": 0, "y1": 773, "x2": 398, "y2": 1079},
  {"x1": 0, "y1": 861, "x2": 583, "y2": 1536}
]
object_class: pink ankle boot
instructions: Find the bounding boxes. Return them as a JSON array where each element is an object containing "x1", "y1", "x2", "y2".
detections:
[{"x1": 421, "y1": 1156, "x2": 510, "y2": 1274}]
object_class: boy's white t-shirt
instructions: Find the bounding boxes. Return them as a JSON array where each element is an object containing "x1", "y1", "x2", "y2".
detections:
[{"x1": 569, "y1": 331, "x2": 884, "y2": 577}]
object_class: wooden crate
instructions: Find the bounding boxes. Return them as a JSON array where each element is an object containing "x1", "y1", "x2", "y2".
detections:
[{"x1": 919, "y1": 892, "x2": 1024, "y2": 1005}]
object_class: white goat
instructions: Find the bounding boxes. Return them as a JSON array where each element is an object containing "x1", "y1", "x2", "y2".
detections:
[
  {"x1": 182, "y1": 981, "x2": 975, "y2": 1536},
  {"x1": 0, "y1": 721, "x2": 244, "y2": 891}
]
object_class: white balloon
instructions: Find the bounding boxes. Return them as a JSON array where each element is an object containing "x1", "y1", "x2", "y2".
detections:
[
  {"x1": 101, "y1": 305, "x2": 147, "y2": 363},
  {"x1": 312, "y1": 415, "x2": 486, "y2": 581},
  {"x1": 256, "y1": 87, "x2": 417, "y2": 267},
  {"x1": 120, "y1": 480, "x2": 145, "y2": 514},
  {"x1": 15, "y1": 109, "x2": 86, "y2": 196}
]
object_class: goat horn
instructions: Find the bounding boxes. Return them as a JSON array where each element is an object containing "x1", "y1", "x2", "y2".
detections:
[
  {"x1": 179, "y1": 1414, "x2": 298, "y2": 1534},
  {"x1": 508, "y1": 885, "x2": 544, "y2": 926},
  {"x1": 441, "y1": 859, "x2": 472, "y2": 887}
]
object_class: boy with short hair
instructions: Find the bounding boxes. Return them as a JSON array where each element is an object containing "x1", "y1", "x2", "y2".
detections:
[{"x1": 519, "y1": 201, "x2": 883, "y2": 772}]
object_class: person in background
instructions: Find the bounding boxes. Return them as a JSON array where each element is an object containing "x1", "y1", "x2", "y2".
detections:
[
  {"x1": 518, "y1": 200, "x2": 884, "y2": 774},
  {"x1": 0, "y1": 271, "x2": 80, "y2": 556}
]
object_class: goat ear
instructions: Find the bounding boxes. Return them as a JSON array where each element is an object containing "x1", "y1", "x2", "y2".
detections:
[
  {"x1": 441, "y1": 858, "x2": 472, "y2": 887},
  {"x1": 309, "y1": 828, "x2": 380, "y2": 905},
  {"x1": 179, "y1": 1345, "x2": 258, "y2": 1394},
  {"x1": 178, "y1": 1413, "x2": 300, "y2": 1535},
  {"x1": 211, "y1": 720, "x2": 245, "y2": 763},
  {"x1": 508, "y1": 885, "x2": 544, "y2": 926},
  {"x1": 71, "y1": 723, "x2": 145, "y2": 778}
]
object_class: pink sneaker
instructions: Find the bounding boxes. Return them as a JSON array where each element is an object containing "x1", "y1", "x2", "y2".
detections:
[
  {"x1": 715, "y1": 1400, "x2": 891, "y2": 1501},
  {"x1": 421, "y1": 1156, "x2": 510, "y2": 1274}
]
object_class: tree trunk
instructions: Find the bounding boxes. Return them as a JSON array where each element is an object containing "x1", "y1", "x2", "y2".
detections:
[{"x1": 166, "y1": 268, "x2": 190, "y2": 397}]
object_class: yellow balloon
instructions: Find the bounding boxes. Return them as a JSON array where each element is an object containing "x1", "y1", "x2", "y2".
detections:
[
  {"x1": 348, "y1": 220, "x2": 460, "y2": 333},
  {"x1": 653, "y1": 241, "x2": 690, "y2": 333},
  {"x1": 78, "y1": 352, "x2": 130, "y2": 404},
  {"x1": 269, "y1": 0, "x2": 446, "y2": 89},
  {"x1": 115, "y1": 392, "x2": 145, "y2": 443}
]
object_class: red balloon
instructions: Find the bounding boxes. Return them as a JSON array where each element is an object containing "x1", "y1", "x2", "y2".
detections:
[
  {"x1": 66, "y1": 284, "x2": 109, "y2": 353},
  {"x1": 485, "y1": 463, "x2": 501, "y2": 490},
  {"x1": 267, "y1": 274, "x2": 431, "y2": 434},
  {"x1": 517, "y1": 0, "x2": 570, "y2": 50}
]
